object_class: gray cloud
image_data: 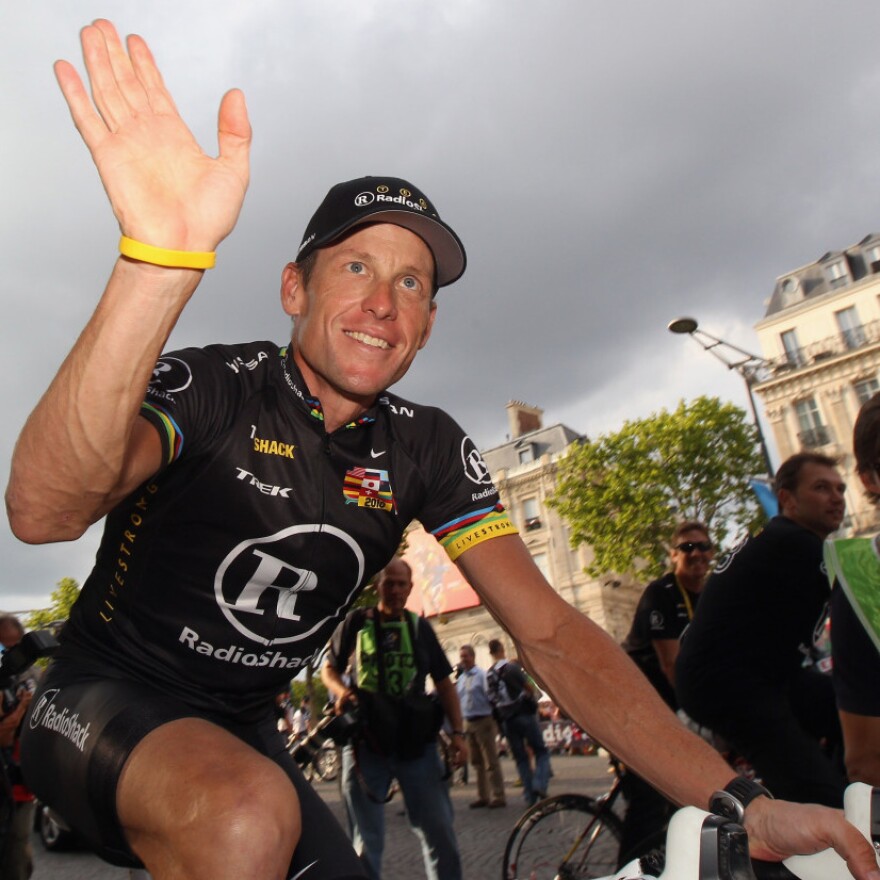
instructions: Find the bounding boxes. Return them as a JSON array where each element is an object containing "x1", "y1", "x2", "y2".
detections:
[{"x1": 4, "y1": 0, "x2": 880, "y2": 610}]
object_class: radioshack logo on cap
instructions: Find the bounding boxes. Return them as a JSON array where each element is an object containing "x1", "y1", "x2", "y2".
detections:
[{"x1": 355, "y1": 187, "x2": 429, "y2": 214}]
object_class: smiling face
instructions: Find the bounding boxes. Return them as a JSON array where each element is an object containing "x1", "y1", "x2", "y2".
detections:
[
  {"x1": 669, "y1": 527, "x2": 714, "y2": 589},
  {"x1": 281, "y1": 223, "x2": 437, "y2": 430}
]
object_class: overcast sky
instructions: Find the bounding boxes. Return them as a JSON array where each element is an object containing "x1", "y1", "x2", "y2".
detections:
[{"x1": 4, "y1": 1, "x2": 880, "y2": 613}]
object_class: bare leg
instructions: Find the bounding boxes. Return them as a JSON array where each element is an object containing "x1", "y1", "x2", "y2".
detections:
[{"x1": 117, "y1": 718, "x2": 301, "y2": 880}]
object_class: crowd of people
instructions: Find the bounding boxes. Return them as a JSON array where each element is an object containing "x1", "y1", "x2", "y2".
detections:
[{"x1": 3, "y1": 17, "x2": 880, "y2": 880}]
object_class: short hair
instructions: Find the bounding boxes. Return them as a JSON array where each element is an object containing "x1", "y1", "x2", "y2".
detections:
[
  {"x1": 460, "y1": 643, "x2": 474, "y2": 655},
  {"x1": 774, "y1": 451, "x2": 838, "y2": 497},
  {"x1": 376, "y1": 557, "x2": 412, "y2": 584},
  {"x1": 487, "y1": 638, "x2": 504, "y2": 655},
  {"x1": 853, "y1": 391, "x2": 880, "y2": 503},
  {"x1": 670, "y1": 521, "x2": 710, "y2": 544},
  {"x1": 296, "y1": 250, "x2": 319, "y2": 289},
  {"x1": 853, "y1": 391, "x2": 880, "y2": 474}
]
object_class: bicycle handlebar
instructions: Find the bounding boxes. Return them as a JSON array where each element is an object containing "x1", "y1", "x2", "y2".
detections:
[{"x1": 614, "y1": 782, "x2": 876, "y2": 880}]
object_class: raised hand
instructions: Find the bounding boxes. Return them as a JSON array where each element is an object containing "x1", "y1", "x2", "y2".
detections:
[{"x1": 54, "y1": 20, "x2": 251, "y2": 253}]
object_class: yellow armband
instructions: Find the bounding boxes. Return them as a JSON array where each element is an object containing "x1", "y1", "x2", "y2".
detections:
[{"x1": 119, "y1": 236, "x2": 216, "y2": 270}]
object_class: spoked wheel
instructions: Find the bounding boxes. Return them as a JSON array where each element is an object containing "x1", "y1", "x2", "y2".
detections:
[{"x1": 502, "y1": 794, "x2": 623, "y2": 880}]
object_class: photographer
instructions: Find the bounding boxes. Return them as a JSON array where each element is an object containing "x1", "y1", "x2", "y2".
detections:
[
  {"x1": 322, "y1": 559, "x2": 466, "y2": 880},
  {"x1": 0, "y1": 614, "x2": 36, "y2": 880}
]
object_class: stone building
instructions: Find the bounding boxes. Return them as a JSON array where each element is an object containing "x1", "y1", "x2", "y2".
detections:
[
  {"x1": 412, "y1": 401, "x2": 642, "y2": 672},
  {"x1": 752, "y1": 233, "x2": 880, "y2": 535}
]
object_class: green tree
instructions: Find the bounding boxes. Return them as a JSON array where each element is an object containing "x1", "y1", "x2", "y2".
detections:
[
  {"x1": 549, "y1": 396, "x2": 766, "y2": 580},
  {"x1": 26, "y1": 577, "x2": 81, "y2": 631}
]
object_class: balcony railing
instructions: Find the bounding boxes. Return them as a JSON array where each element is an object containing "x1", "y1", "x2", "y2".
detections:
[
  {"x1": 798, "y1": 425, "x2": 832, "y2": 448},
  {"x1": 763, "y1": 319, "x2": 880, "y2": 379}
]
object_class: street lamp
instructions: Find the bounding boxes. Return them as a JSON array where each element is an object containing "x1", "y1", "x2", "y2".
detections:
[{"x1": 667, "y1": 316, "x2": 775, "y2": 479}]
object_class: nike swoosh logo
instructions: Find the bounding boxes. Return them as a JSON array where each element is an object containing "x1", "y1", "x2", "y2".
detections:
[
  {"x1": 291, "y1": 860, "x2": 319, "y2": 879},
  {"x1": 370, "y1": 449, "x2": 386, "y2": 458}
]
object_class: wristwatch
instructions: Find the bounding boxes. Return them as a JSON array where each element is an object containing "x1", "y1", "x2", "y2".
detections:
[{"x1": 709, "y1": 778, "x2": 773, "y2": 824}]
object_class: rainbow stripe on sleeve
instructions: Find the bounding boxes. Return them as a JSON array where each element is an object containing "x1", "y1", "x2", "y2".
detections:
[
  {"x1": 431, "y1": 504, "x2": 518, "y2": 561},
  {"x1": 141, "y1": 401, "x2": 184, "y2": 464}
]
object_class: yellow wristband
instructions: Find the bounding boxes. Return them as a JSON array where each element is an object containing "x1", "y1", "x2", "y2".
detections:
[{"x1": 119, "y1": 236, "x2": 216, "y2": 270}]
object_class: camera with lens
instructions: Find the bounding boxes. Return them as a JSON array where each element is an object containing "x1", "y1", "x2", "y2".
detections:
[
  {"x1": 291, "y1": 703, "x2": 362, "y2": 768},
  {"x1": 0, "y1": 630, "x2": 58, "y2": 692}
]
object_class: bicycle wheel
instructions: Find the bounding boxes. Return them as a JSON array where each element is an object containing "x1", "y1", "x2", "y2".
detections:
[{"x1": 502, "y1": 794, "x2": 623, "y2": 880}]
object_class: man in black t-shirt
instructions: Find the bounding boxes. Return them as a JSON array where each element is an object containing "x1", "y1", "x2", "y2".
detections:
[
  {"x1": 9, "y1": 21, "x2": 880, "y2": 880},
  {"x1": 322, "y1": 558, "x2": 465, "y2": 880},
  {"x1": 622, "y1": 521, "x2": 713, "y2": 709},
  {"x1": 618, "y1": 522, "x2": 713, "y2": 864},
  {"x1": 676, "y1": 452, "x2": 847, "y2": 806}
]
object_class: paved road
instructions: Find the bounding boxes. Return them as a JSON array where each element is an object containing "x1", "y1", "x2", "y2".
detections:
[{"x1": 31, "y1": 752, "x2": 613, "y2": 879}]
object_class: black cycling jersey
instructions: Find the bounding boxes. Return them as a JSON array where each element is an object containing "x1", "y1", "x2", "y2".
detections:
[
  {"x1": 57, "y1": 341, "x2": 516, "y2": 721},
  {"x1": 831, "y1": 585, "x2": 880, "y2": 716},
  {"x1": 676, "y1": 516, "x2": 830, "y2": 707},
  {"x1": 675, "y1": 516, "x2": 845, "y2": 806}
]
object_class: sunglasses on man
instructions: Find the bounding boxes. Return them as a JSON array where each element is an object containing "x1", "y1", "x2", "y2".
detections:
[{"x1": 674, "y1": 540, "x2": 713, "y2": 554}]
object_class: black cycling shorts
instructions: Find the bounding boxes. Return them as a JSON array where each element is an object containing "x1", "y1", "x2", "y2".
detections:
[{"x1": 21, "y1": 659, "x2": 366, "y2": 878}]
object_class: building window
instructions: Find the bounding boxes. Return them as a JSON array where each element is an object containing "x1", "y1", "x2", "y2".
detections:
[
  {"x1": 518, "y1": 444, "x2": 535, "y2": 464},
  {"x1": 779, "y1": 276, "x2": 801, "y2": 305},
  {"x1": 532, "y1": 551, "x2": 551, "y2": 584},
  {"x1": 835, "y1": 306, "x2": 866, "y2": 350},
  {"x1": 867, "y1": 245, "x2": 880, "y2": 272},
  {"x1": 522, "y1": 497, "x2": 542, "y2": 531},
  {"x1": 780, "y1": 329, "x2": 803, "y2": 366},
  {"x1": 795, "y1": 397, "x2": 830, "y2": 448},
  {"x1": 854, "y1": 377, "x2": 880, "y2": 406},
  {"x1": 826, "y1": 259, "x2": 849, "y2": 290}
]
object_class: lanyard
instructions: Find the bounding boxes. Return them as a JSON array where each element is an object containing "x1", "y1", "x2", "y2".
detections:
[{"x1": 674, "y1": 575, "x2": 695, "y2": 621}]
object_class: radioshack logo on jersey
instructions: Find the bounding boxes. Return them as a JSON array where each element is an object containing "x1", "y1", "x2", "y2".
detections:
[
  {"x1": 461, "y1": 436, "x2": 492, "y2": 486},
  {"x1": 253, "y1": 435, "x2": 296, "y2": 459},
  {"x1": 28, "y1": 688, "x2": 91, "y2": 751},
  {"x1": 343, "y1": 467, "x2": 395, "y2": 512},
  {"x1": 147, "y1": 356, "x2": 193, "y2": 397},
  {"x1": 28, "y1": 688, "x2": 58, "y2": 730},
  {"x1": 214, "y1": 524, "x2": 365, "y2": 646}
]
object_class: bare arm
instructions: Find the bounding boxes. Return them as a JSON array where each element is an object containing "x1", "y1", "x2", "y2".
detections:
[
  {"x1": 6, "y1": 20, "x2": 250, "y2": 543},
  {"x1": 457, "y1": 535, "x2": 880, "y2": 879},
  {"x1": 840, "y1": 710, "x2": 880, "y2": 786},
  {"x1": 434, "y1": 676, "x2": 467, "y2": 766},
  {"x1": 321, "y1": 659, "x2": 357, "y2": 714},
  {"x1": 652, "y1": 637, "x2": 680, "y2": 687}
]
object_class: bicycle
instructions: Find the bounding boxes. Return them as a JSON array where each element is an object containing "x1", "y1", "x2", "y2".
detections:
[
  {"x1": 501, "y1": 757, "x2": 664, "y2": 880},
  {"x1": 502, "y1": 763, "x2": 878, "y2": 880},
  {"x1": 288, "y1": 730, "x2": 341, "y2": 783}
]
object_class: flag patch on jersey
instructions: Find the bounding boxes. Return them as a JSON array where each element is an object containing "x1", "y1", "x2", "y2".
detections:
[{"x1": 343, "y1": 467, "x2": 396, "y2": 512}]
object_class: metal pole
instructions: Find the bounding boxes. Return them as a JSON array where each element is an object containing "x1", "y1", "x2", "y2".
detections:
[
  {"x1": 741, "y1": 371, "x2": 775, "y2": 480},
  {"x1": 668, "y1": 317, "x2": 775, "y2": 480}
]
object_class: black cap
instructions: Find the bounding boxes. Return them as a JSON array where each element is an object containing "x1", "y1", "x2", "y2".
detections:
[{"x1": 296, "y1": 176, "x2": 466, "y2": 287}]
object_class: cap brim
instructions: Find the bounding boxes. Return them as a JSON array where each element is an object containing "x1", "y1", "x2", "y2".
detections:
[
  {"x1": 312, "y1": 209, "x2": 466, "y2": 287},
  {"x1": 364, "y1": 210, "x2": 465, "y2": 287}
]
